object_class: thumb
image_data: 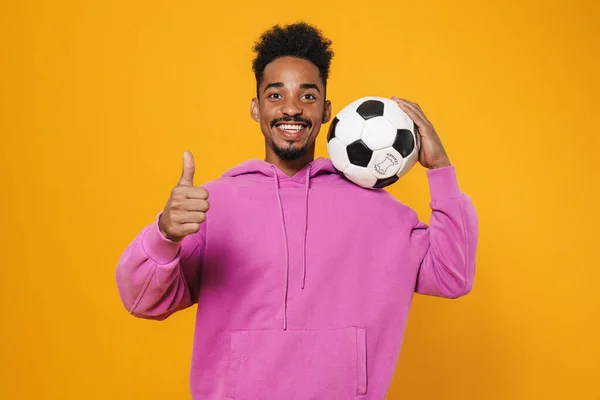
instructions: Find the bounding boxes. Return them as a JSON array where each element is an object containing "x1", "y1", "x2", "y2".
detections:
[{"x1": 178, "y1": 150, "x2": 195, "y2": 186}]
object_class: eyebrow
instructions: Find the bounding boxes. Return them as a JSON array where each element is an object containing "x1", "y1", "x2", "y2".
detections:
[
  {"x1": 263, "y1": 82, "x2": 321, "y2": 93},
  {"x1": 300, "y1": 83, "x2": 320, "y2": 93},
  {"x1": 264, "y1": 82, "x2": 284, "y2": 92}
]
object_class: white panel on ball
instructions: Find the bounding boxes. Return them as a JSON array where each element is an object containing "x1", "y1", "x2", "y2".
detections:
[
  {"x1": 396, "y1": 147, "x2": 419, "y2": 179},
  {"x1": 334, "y1": 113, "x2": 365, "y2": 145},
  {"x1": 343, "y1": 164, "x2": 377, "y2": 188},
  {"x1": 326, "y1": 137, "x2": 350, "y2": 172},
  {"x1": 382, "y1": 100, "x2": 413, "y2": 129},
  {"x1": 360, "y1": 117, "x2": 397, "y2": 150},
  {"x1": 367, "y1": 148, "x2": 404, "y2": 179}
]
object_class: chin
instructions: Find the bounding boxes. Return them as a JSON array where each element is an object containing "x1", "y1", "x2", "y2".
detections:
[
  {"x1": 273, "y1": 146, "x2": 309, "y2": 161},
  {"x1": 271, "y1": 137, "x2": 312, "y2": 161}
]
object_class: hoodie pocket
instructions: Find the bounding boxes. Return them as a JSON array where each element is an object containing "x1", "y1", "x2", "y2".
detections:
[{"x1": 225, "y1": 327, "x2": 368, "y2": 399}]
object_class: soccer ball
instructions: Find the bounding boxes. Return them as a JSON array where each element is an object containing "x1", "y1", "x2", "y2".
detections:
[{"x1": 326, "y1": 96, "x2": 421, "y2": 189}]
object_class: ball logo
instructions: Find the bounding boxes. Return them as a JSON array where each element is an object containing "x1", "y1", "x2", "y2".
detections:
[{"x1": 374, "y1": 153, "x2": 399, "y2": 176}]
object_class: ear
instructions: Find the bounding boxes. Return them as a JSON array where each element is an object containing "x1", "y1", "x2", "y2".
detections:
[
  {"x1": 322, "y1": 100, "x2": 332, "y2": 123},
  {"x1": 250, "y1": 98, "x2": 260, "y2": 122}
]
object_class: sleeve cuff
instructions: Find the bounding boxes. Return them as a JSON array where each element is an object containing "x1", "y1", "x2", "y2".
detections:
[
  {"x1": 141, "y1": 213, "x2": 182, "y2": 265},
  {"x1": 426, "y1": 165, "x2": 462, "y2": 201}
]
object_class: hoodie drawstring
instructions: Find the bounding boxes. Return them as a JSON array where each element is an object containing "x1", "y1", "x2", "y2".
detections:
[
  {"x1": 301, "y1": 167, "x2": 310, "y2": 289},
  {"x1": 272, "y1": 164, "x2": 311, "y2": 331},
  {"x1": 272, "y1": 167, "x2": 290, "y2": 331}
]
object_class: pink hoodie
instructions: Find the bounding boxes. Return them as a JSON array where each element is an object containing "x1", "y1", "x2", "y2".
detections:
[{"x1": 116, "y1": 157, "x2": 478, "y2": 399}]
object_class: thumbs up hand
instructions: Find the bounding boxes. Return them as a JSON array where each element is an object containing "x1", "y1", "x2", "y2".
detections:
[{"x1": 158, "y1": 151, "x2": 210, "y2": 242}]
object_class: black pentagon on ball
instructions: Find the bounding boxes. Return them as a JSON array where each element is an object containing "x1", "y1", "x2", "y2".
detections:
[
  {"x1": 356, "y1": 100, "x2": 385, "y2": 120},
  {"x1": 346, "y1": 140, "x2": 373, "y2": 167},
  {"x1": 327, "y1": 117, "x2": 339, "y2": 142},
  {"x1": 373, "y1": 175, "x2": 399, "y2": 189},
  {"x1": 393, "y1": 129, "x2": 415, "y2": 158}
]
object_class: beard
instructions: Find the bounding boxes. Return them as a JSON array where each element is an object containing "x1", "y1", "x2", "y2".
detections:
[{"x1": 271, "y1": 140, "x2": 309, "y2": 161}]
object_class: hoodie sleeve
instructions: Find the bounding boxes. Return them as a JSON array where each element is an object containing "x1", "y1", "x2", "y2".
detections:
[
  {"x1": 410, "y1": 166, "x2": 478, "y2": 298},
  {"x1": 115, "y1": 213, "x2": 205, "y2": 320}
]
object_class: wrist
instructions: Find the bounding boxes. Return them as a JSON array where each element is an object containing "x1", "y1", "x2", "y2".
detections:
[
  {"x1": 142, "y1": 215, "x2": 182, "y2": 265},
  {"x1": 428, "y1": 158, "x2": 451, "y2": 169}
]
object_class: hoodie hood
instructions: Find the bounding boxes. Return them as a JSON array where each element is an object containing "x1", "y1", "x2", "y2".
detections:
[
  {"x1": 222, "y1": 156, "x2": 338, "y2": 183},
  {"x1": 222, "y1": 157, "x2": 339, "y2": 330}
]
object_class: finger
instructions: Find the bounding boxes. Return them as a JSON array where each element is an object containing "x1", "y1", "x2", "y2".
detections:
[
  {"x1": 178, "y1": 223, "x2": 201, "y2": 236},
  {"x1": 404, "y1": 99, "x2": 422, "y2": 111},
  {"x1": 391, "y1": 96, "x2": 421, "y2": 110},
  {"x1": 391, "y1": 97, "x2": 427, "y2": 127},
  {"x1": 175, "y1": 185, "x2": 209, "y2": 200},
  {"x1": 391, "y1": 97, "x2": 421, "y2": 115},
  {"x1": 187, "y1": 186, "x2": 209, "y2": 200},
  {"x1": 177, "y1": 212, "x2": 207, "y2": 224},
  {"x1": 178, "y1": 150, "x2": 195, "y2": 186},
  {"x1": 393, "y1": 97, "x2": 433, "y2": 126},
  {"x1": 183, "y1": 199, "x2": 210, "y2": 212}
]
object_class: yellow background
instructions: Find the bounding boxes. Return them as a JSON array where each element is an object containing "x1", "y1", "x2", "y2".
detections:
[{"x1": 1, "y1": 0, "x2": 599, "y2": 398}]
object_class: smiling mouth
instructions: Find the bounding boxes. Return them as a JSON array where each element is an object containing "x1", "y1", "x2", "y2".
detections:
[
  {"x1": 274, "y1": 123, "x2": 308, "y2": 139},
  {"x1": 276, "y1": 123, "x2": 307, "y2": 132}
]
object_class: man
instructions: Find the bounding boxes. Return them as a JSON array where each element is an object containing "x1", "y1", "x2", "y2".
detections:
[{"x1": 116, "y1": 22, "x2": 478, "y2": 400}]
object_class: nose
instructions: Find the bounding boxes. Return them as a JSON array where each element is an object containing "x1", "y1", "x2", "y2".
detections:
[{"x1": 281, "y1": 96, "x2": 302, "y2": 116}]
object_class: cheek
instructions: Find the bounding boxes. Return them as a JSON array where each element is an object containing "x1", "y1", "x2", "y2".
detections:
[
  {"x1": 260, "y1": 107, "x2": 276, "y2": 121},
  {"x1": 313, "y1": 112, "x2": 326, "y2": 126},
  {"x1": 259, "y1": 111, "x2": 272, "y2": 127},
  {"x1": 307, "y1": 106, "x2": 324, "y2": 124}
]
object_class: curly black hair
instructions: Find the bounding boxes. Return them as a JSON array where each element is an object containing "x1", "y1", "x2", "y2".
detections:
[{"x1": 252, "y1": 22, "x2": 334, "y2": 97}]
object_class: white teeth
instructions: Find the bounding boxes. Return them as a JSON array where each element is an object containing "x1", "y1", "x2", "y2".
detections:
[{"x1": 277, "y1": 124, "x2": 305, "y2": 132}]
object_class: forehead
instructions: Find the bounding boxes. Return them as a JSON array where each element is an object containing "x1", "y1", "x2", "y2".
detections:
[{"x1": 261, "y1": 56, "x2": 323, "y2": 88}]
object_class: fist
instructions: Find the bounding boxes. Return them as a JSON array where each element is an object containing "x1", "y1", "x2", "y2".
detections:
[{"x1": 158, "y1": 151, "x2": 210, "y2": 242}]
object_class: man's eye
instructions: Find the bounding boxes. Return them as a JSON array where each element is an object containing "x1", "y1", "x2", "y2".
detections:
[
  {"x1": 268, "y1": 93, "x2": 282, "y2": 99},
  {"x1": 303, "y1": 94, "x2": 316, "y2": 100}
]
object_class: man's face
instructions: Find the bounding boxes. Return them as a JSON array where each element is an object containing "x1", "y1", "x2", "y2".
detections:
[{"x1": 251, "y1": 56, "x2": 331, "y2": 161}]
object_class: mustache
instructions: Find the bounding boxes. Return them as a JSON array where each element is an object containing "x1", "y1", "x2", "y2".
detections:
[{"x1": 270, "y1": 115, "x2": 312, "y2": 128}]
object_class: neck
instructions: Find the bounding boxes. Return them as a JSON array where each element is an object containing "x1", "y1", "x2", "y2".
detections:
[{"x1": 264, "y1": 144, "x2": 315, "y2": 177}]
